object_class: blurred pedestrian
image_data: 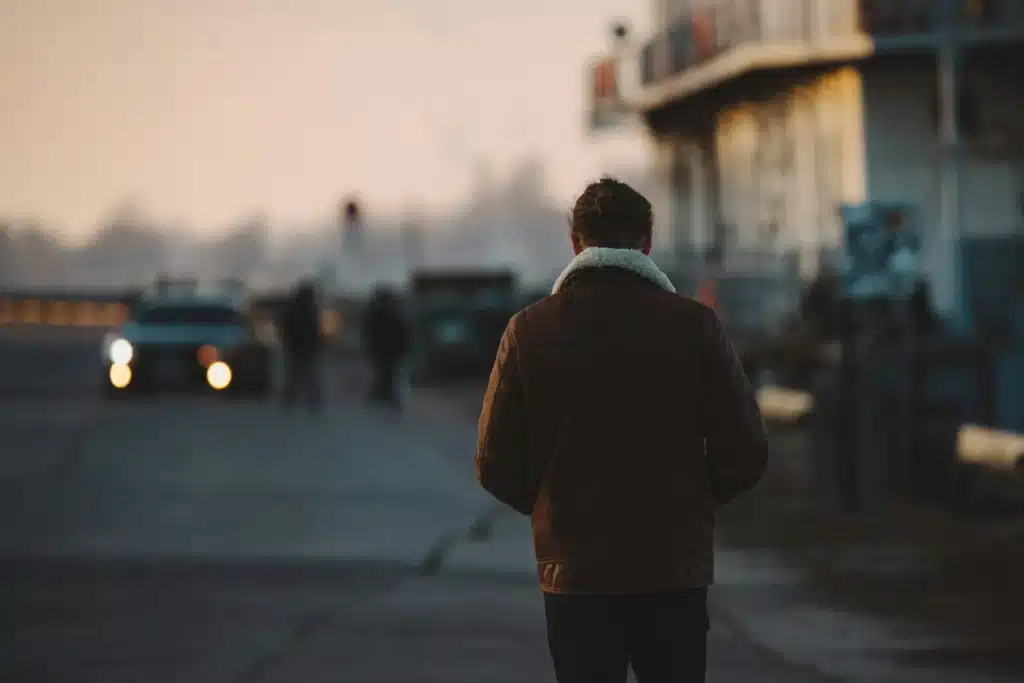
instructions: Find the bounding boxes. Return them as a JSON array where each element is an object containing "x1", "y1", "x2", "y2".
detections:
[
  {"x1": 908, "y1": 278, "x2": 938, "y2": 335},
  {"x1": 475, "y1": 177, "x2": 769, "y2": 682},
  {"x1": 800, "y1": 267, "x2": 841, "y2": 340},
  {"x1": 279, "y1": 279, "x2": 323, "y2": 410},
  {"x1": 363, "y1": 285, "x2": 411, "y2": 410}
]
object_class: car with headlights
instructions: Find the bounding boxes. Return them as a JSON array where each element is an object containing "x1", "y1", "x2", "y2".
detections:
[{"x1": 101, "y1": 294, "x2": 275, "y2": 398}]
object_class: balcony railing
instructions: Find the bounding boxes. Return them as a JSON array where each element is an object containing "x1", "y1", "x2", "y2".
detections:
[
  {"x1": 640, "y1": 0, "x2": 1024, "y2": 88},
  {"x1": 858, "y1": 0, "x2": 943, "y2": 35},
  {"x1": 860, "y1": 0, "x2": 1024, "y2": 34}
]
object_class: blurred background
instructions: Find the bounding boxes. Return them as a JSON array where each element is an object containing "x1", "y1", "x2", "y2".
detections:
[
  {"x1": 1, "y1": 1, "x2": 1022, "y2": 682},
  {"x1": 0, "y1": 0, "x2": 660, "y2": 292}
]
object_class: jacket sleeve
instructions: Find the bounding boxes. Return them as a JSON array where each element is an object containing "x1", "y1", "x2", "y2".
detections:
[
  {"x1": 475, "y1": 321, "x2": 535, "y2": 515},
  {"x1": 698, "y1": 307, "x2": 769, "y2": 505}
]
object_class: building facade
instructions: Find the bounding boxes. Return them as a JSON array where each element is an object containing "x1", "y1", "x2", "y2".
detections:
[{"x1": 612, "y1": 0, "x2": 1024, "y2": 318}]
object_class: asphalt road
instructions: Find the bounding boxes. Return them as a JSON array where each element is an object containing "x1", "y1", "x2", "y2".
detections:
[
  {"x1": 0, "y1": 326, "x2": 102, "y2": 400},
  {"x1": 0, "y1": 326, "x2": 827, "y2": 683}
]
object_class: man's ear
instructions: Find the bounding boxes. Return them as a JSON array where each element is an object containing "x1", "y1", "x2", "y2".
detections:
[{"x1": 570, "y1": 232, "x2": 584, "y2": 255}]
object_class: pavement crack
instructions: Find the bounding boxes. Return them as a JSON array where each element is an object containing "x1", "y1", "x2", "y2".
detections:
[
  {"x1": 419, "y1": 504, "x2": 509, "y2": 576},
  {"x1": 227, "y1": 564, "x2": 429, "y2": 683},
  {"x1": 419, "y1": 532, "x2": 458, "y2": 576},
  {"x1": 231, "y1": 609, "x2": 336, "y2": 683},
  {"x1": 467, "y1": 504, "x2": 506, "y2": 542},
  {"x1": 236, "y1": 601, "x2": 396, "y2": 683}
]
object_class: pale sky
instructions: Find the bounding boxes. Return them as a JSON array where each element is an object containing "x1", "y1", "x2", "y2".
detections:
[{"x1": 0, "y1": 0, "x2": 651, "y2": 235}]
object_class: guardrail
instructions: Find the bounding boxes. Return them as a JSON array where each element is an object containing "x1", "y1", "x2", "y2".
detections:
[
  {"x1": 957, "y1": 424, "x2": 1024, "y2": 472},
  {"x1": 0, "y1": 289, "x2": 348, "y2": 337},
  {"x1": 757, "y1": 385, "x2": 815, "y2": 426},
  {"x1": 0, "y1": 293, "x2": 131, "y2": 327}
]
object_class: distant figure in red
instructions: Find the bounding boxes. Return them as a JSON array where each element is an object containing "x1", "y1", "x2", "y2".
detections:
[{"x1": 695, "y1": 279, "x2": 718, "y2": 310}]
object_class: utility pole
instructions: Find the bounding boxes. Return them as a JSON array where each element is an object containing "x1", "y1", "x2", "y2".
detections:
[
  {"x1": 339, "y1": 198, "x2": 364, "y2": 294},
  {"x1": 341, "y1": 199, "x2": 362, "y2": 256},
  {"x1": 937, "y1": 0, "x2": 967, "y2": 327}
]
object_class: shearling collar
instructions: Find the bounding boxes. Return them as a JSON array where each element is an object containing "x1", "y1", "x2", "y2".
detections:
[{"x1": 552, "y1": 247, "x2": 676, "y2": 294}]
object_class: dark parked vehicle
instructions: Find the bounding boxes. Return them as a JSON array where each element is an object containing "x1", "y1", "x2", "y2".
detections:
[{"x1": 407, "y1": 269, "x2": 519, "y2": 383}]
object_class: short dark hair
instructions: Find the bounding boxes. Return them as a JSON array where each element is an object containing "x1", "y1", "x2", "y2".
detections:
[{"x1": 569, "y1": 176, "x2": 653, "y2": 249}]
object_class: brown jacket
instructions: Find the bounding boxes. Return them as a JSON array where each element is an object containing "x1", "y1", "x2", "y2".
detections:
[{"x1": 475, "y1": 247, "x2": 768, "y2": 594}]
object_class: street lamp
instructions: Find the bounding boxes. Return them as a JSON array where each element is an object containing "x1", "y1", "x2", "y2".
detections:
[{"x1": 341, "y1": 198, "x2": 362, "y2": 255}]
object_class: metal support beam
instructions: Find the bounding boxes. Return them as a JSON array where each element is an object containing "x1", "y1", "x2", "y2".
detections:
[{"x1": 937, "y1": 0, "x2": 968, "y2": 328}]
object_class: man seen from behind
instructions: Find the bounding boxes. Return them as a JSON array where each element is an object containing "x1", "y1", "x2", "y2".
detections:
[{"x1": 475, "y1": 177, "x2": 769, "y2": 682}]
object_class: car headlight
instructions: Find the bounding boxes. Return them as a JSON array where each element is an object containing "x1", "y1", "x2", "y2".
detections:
[
  {"x1": 206, "y1": 361, "x2": 232, "y2": 390},
  {"x1": 108, "y1": 338, "x2": 134, "y2": 364}
]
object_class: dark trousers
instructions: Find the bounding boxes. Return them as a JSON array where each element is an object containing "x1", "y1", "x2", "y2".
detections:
[
  {"x1": 543, "y1": 588, "x2": 709, "y2": 683},
  {"x1": 281, "y1": 351, "x2": 322, "y2": 408}
]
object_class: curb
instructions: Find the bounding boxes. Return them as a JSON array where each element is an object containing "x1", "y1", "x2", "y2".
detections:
[
  {"x1": 418, "y1": 503, "x2": 510, "y2": 577},
  {"x1": 708, "y1": 590, "x2": 841, "y2": 682},
  {"x1": 437, "y1": 383, "x2": 842, "y2": 679}
]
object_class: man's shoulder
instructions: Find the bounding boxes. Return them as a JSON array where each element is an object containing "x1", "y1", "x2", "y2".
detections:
[
  {"x1": 648, "y1": 287, "x2": 716, "y2": 317},
  {"x1": 506, "y1": 291, "x2": 569, "y2": 327},
  {"x1": 507, "y1": 287, "x2": 716, "y2": 337},
  {"x1": 504, "y1": 298, "x2": 545, "y2": 341}
]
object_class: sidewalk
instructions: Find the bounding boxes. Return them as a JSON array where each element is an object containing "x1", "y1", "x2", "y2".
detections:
[
  {"x1": 410, "y1": 382, "x2": 835, "y2": 681},
  {"x1": 714, "y1": 429, "x2": 1024, "y2": 683},
  {"x1": 440, "y1": 382, "x2": 1024, "y2": 682},
  {"x1": 439, "y1": 509, "x2": 832, "y2": 683}
]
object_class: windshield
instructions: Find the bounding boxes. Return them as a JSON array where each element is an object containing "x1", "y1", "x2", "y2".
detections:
[{"x1": 135, "y1": 304, "x2": 244, "y2": 326}]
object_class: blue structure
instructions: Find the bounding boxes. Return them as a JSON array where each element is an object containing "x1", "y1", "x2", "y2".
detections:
[
  {"x1": 961, "y1": 237, "x2": 1024, "y2": 432},
  {"x1": 840, "y1": 202, "x2": 920, "y2": 302}
]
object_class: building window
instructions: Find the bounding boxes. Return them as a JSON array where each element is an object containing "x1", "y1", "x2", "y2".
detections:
[{"x1": 927, "y1": 57, "x2": 1024, "y2": 157}]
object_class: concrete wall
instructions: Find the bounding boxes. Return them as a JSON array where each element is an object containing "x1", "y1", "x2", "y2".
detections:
[
  {"x1": 708, "y1": 67, "x2": 866, "y2": 276},
  {"x1": 654, "y1": 67, "x2": 867, "y2": 276},
  {"x1": 649, "y1": 134, "x2": 710, "y2": 256},
  {"x1": 862, "y1": 56, "x2": 1024, "y2": 315},
  {"x1": 649, "y1": 135, "x2": 681, "y2": 254}
]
